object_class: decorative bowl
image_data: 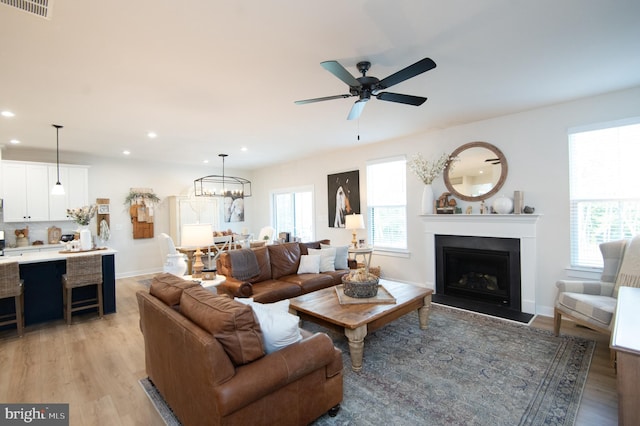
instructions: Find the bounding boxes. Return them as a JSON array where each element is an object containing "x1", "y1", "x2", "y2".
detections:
[{"x1": 342, "y1": 273, "x2": 379, "y2": 298}]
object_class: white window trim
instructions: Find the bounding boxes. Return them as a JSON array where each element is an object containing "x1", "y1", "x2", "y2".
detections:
[{"x1": 270, "y1": 184, "x2": 315, "y2": 241}]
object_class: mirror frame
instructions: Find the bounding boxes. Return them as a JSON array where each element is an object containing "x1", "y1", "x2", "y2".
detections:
[{"x1": 443, "y1": 141, "x2": 508, "y2": 202}]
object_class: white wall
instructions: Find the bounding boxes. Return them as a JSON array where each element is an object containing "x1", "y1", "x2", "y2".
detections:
[{"x1": 250, "y1": 86, "x2": 640, "y2": 316}]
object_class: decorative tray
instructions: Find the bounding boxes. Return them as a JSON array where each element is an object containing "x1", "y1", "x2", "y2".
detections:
[
  {"x1": 335, "y1": 284, "x2": 396, "y2": 305},
  {"x1": 59, "y1": 247, "x2": 108, "y2": 254}
]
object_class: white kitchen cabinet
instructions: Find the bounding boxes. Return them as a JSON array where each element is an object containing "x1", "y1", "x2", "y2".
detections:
[
  {"x1": 2, "y1": 161, "x2": 50, "y2": 222},
  {"x1": 48, "y1": 165, "x2": 89, "y2": 220}
]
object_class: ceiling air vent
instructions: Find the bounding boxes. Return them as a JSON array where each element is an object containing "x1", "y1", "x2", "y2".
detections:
[{"x1": 1, "y1": 0, "x2": 53, "y2": 19}]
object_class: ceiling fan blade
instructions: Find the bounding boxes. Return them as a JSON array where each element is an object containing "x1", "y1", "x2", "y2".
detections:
[
  {"x1": 376, "y1": 58, "x2": 436, "y2": 90},
  {"x1": 347, "y1": 99, "x2": 367, "y2": 120},
  {"x1": 376, "y1": 92, "x2": 427, "y2": 106},
  {"x1": 294, "y1": 94, "x2": 351, "y2": 105},
  {"x1": 321, "y1": 61, "x2": 362, "y2": 88}
]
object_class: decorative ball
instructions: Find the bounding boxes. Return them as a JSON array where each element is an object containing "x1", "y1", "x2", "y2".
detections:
[{"x1": 492, "y1": 195, "x2": 514, "y2": 214}]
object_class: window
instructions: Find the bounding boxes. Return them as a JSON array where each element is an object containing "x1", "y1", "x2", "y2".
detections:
[
  {"x1": 272, "y1": 187, "x2": 314, "y2": 242},
  {"x1": 569, "y1": 119, "x2": 640, "y2": 268},
  {"x1": 366, "y1": 157, "x2": 407, "y2": 250}
]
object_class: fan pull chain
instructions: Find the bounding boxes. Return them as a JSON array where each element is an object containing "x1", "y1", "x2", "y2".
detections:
[{"x1": 357, "y1": 119, "x2": 360, "y2": 141}]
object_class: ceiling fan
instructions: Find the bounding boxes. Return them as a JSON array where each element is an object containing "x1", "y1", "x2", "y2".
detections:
[{"x1": 295, "y1": 57, "x2": 436, "y2": 120}]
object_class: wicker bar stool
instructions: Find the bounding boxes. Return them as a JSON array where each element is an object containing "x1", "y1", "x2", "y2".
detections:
[
  {"x1": 0, "y1": 262, "x2": 24, "y2": 336},
  {"x1": 62, "y1": 254, "x2": 103, "y2": 325}
]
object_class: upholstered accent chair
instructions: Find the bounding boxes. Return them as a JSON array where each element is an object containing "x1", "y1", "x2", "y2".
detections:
[{"x1": 554, "y1": 236, "x2": 640, "y2": 339}]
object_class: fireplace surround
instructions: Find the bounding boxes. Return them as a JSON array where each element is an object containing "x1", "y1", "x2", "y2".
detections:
[{"x1": 422, "y1": 214, "x2": 540, "y2": 322}]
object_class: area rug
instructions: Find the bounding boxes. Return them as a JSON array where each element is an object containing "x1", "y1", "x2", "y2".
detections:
[{"x1": 139, "y1": 304, "x2": 594, "y2": 426}]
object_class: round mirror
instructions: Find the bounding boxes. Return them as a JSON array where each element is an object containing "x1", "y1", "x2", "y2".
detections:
[{"x1": 443, "y1": 141, "x2": 508, "y2": 202}]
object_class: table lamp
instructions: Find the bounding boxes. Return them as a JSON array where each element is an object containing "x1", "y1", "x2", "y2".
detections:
[
  {"x1": 345, "y1": 214, "x2": 365, "y2": 249},
  {"x1": 181, "y1": 223, "x2": 213, "y2": 279}
]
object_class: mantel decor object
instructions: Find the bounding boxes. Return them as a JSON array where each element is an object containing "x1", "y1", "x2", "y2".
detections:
[
  {"x1": 408, "y1": 152, "x2": 453, "y2": 215},
  {"x1": 492, "y1": 195, "x2": 514, "y2": 214}
]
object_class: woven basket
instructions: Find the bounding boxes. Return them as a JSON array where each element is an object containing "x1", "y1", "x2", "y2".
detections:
[{"x1": 342, "y1": 274, "x2": 379, "y2": 298}]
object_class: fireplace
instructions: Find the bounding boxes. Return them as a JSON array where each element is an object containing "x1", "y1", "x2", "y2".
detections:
[{"x1": 434, "y1": 234, "x2": 531, "y2": 322}]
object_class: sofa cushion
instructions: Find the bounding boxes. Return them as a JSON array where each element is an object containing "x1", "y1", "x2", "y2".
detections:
[
  {"x1": 556, "y1": 291, "x2": 616, "y2": 326},
  {"x1": 321, "y1": 243, "x2": 349, "y2": 270},
  {"x1": 180, "y1": 286, "x2": 265, "y2": 365},
  {"x1": 250, "y1": 279, "x2": 303, "y2": 304},
  {"x1": 299, "y1": 239, "x2": 331, "y2": 255},
  {"x1": 280, "y1": 273, "x2": 334, "y2": 294},
  {"x1": 297, "y1": 255, "x2": 321, "y2": 274},
  {"x1": 235, "y1": 298, "x2": 302, "y2": 353},
  {"x1": 308, "y1": 248, "x2": 336, "y2": 272},
  {"x1": 268, "y1": 243, "x2": 301, "y2": 279},
  {"x1": 149, "y1": 273, "x2": 200, "y2": 306},
  {"x1": 248, "y1": 246, "x2": 272, "y2": 283}
]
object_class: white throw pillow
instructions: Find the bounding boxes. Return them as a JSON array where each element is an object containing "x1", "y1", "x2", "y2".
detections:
[
  {"x1": 321, "y1": 244, "x2": 349, "y2": 270},
  {"x1": 297, "y1": 254, "x2": 321, "y2": 274},
  {"x1": 235, "y1": 298, "x2": 302, "y2": 353},
  {"x1": 308, "y1": 248, "x2": 336, "y2": 272}
]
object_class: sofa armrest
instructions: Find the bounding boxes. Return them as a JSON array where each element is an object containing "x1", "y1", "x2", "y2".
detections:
[
  {"x1": 213, "y1": 332, "x2": 339, "y2": 416},
  {"x1": 217, "y1": 277, "x2": 253, "y2": 298},
  {"x1": 555, "y1": 280, "x2": 615, "y2": 297}
]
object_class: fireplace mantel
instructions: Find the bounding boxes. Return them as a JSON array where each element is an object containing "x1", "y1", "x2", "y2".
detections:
[{"x1": 422, "y1": 214, "x2": 541, "y2": 314}]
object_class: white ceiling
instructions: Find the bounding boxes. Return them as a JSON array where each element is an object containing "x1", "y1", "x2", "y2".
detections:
[{"x1": 1, "y1": 0, "x2": 639, "y2": 170}]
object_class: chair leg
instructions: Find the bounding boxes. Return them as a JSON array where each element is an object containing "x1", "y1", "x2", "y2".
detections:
[
  {"x1": 553, "y1": 308, "x2": 561, "y2": 336},
  {"x1": 15, "y1": 294, "x2": 24, "y2": 337},
  {"x1": 97, "y1": 282, "x2": 104, "y2": 318},
  {"x1": 66, "y1": 287, "x2": 73, "y2": 325}
]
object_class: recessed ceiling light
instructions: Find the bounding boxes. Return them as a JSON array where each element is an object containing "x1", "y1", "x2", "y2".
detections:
[
  {"x1": 123, "y1": 150, "x2": 131, "y2": 155},
  {"x1": 240, "y1": 147, "x2": 248, "y2": 152},
  {"x1": 1, "y1": 111, "x2": 15, "y2": 117},
  {"x1": 10, "y1": 139, "x2": 20, "y2": 144},
  {"x1": 203, "y1": 159, "x2": 209, "y2": 164},
  {"x1": 147, "y1": 132, "x2": 157, "y2": 138}
]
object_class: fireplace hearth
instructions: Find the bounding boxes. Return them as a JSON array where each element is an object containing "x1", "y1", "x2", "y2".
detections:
[{"x1": 434, "y1": 234, "x2": 533, "y2": 323}]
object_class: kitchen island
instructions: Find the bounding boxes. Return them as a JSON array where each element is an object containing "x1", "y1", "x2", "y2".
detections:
[{"x1": 0, "y1": 248, "x2": 117, "y2": 327}]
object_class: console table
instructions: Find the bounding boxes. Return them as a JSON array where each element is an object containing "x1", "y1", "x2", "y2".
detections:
[{"x1": 610, "y1": 286, "x2": 640, "y2": 425}]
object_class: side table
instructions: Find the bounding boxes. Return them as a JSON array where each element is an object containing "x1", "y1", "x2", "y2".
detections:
[
  {"x1": 348, "y1": 247, "x2": 373, "y2": 273},
  {"x1": 184, "y1": 274, "x2": 226, "y2": 291}
]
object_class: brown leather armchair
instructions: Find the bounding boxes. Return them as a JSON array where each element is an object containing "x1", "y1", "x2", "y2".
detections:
[{"x1": 137, "y1": 274, "x2": 343, "y2": 426}]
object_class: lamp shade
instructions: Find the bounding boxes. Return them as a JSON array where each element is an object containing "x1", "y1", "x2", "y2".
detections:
[
  {"x1": 181, "y1": 223, "x2": 213, "y2": 247},
  {"x1": 345, "y1": 214, "x2": 365, "y2": 230}
]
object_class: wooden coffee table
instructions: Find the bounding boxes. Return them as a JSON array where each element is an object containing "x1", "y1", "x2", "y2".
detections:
[{"x1": 289, "y1": 279, "x2": 433, "y2": 371}]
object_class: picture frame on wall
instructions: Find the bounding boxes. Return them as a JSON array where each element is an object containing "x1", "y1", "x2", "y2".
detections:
[{"x1": 328, "y1": 170, "x2": 360, "y2": 228}]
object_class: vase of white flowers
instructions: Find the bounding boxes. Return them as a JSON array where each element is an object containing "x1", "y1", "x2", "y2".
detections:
[
  {"x1": 67, "y1": 205, "x2": 98, "y2": 250},
  {"x1": 407, "y1": 152, "x2": 452, "y2": 214}
]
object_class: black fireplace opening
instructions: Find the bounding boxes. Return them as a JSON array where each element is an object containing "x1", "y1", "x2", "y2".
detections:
[{"x1": 434, "y1": 234, "x2": 532, "y2": 323}]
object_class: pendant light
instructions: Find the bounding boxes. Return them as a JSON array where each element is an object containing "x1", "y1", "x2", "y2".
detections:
[
  {"x1": 193, "y1": 153, "x2": 252, "y2": 197},
  {"x1": 51, "y1": 124, "x2": 65, "y2": 195}
]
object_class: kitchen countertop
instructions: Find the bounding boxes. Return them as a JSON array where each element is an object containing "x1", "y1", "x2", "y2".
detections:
[{"x1": 1, "y1": 247, "x2": 117, "y2": 264}]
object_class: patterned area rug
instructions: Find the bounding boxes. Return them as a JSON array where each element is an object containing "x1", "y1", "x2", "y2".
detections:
[{"x1": 139, "y1": 304, "x2": 594, "y2": 426}]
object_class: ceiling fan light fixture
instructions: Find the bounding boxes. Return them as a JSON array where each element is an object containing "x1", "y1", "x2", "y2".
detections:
[{"x1": 51, "y1": 124, "x2": 65, "y2": 196}]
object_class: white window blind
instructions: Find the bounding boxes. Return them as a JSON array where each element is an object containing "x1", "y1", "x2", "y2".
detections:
[
  {"x1": 569, "y1": 119, "x2": 640, "y2": 268},
  {"x1": 366, "y1": 157, "x2": 407, "y2": 250}
]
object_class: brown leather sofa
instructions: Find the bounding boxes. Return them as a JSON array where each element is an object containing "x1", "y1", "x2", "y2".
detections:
[
  {"x1": 137, "y1": 273, "x2": 343, "y2": 426},
  {"x1": 216, "y1": 240, "x2": 352, "y2": 303}
]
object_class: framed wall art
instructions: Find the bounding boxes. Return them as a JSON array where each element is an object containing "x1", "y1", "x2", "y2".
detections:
[{"x1": 328, "y1": 170, "x2": 360, "y2": 228}]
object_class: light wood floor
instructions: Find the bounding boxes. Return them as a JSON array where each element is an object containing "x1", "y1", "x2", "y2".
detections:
[{"x1": 0, "y1": 274, "x2": 618, "y2": 425}]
